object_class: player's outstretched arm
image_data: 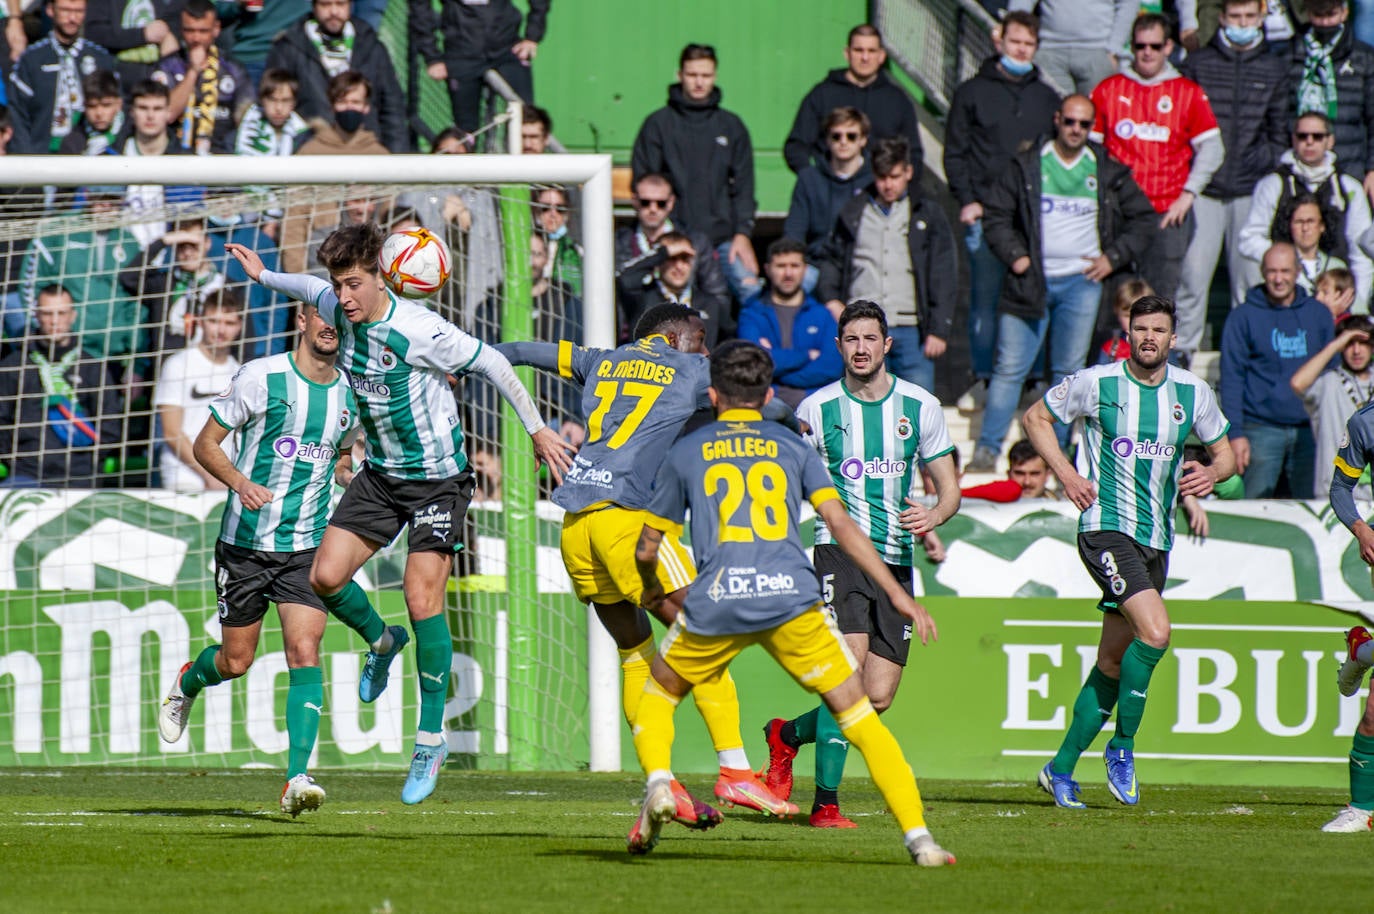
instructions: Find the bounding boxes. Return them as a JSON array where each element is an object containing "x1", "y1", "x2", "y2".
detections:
[
  {"x1": 818, "y1": 498, "x2": 937, "y2": 646},
  {"x1": 466, "y1": 344, "x2": 577, "y2": 482},
  {"x1": 225, "y1": 242, "x2": 334, "y2": 305},
  {"x1": 194, "y1": 419, "x2": 273, "y2": 510},
  {"x1": 1023, "y1": 399, "x2": 1095, "y2": 511},
  {"x1": 494, "y1": 340, "x2": 562, "y2": 371}
]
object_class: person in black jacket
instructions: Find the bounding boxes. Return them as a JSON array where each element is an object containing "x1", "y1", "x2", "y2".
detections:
[
  {"x1": 614, "y1": 172, "x2": 727, "y2": 301},
  {"x1": 0, "y1": 284, "x2": 124, "y2": 488},
  {"x1": 783, "y1": 23, "x2": 922, "y2": 176},
  {"x1": 265, "y1": 0, "x2": 407, "y2": 152},
  {"x1": 1175, "y1": 0, "x2": 1290, "y2": 365},
  {"x1": 943, "y1": 10, "x2": 1061, "y2": 410},
  {"x1": 632, "y1": 43, "x2": 759, "y2": 304},
  {"x1": 972, "y1": 94, "x2": 1156, "y2": 471},
  {"x1": 1291, "y1": 0, "x2": 1374, "y2": 196},
  {"x1": 7, "y1": 0, "x2": 116, "y2": 153},
  {"x1": 409, "y1": 0, "x2": 546, "y2": 136},
  {"x1": 616, "y1": 231, "x2": 732, "y2": 350},
  {"x1": 83, "y1": 0, "x2": 180, "y2": 93},
  {"x1": 815, "y1": 135, "x2": 957, "y2": 394}
]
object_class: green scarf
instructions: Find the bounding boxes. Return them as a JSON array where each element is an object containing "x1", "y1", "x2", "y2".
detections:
[{"x1": 1299, "y1": 28, "x2": 1341, "y2": 121}]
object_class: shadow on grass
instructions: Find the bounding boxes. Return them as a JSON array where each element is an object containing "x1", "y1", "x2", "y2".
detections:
[
  {"x1": 108, "y1": 807, "x2": 271, "y2": 818},
  {"x1": 549, "y1": 846, "x2": 908, "y2": 866}
]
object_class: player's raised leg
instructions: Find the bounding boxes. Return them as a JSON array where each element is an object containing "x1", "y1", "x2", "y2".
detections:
[
  {"x1": 310, "y1": 526, "x2": 406, "y2": 702},
  {"x1": 278, "y1": 601, "x2": 328, "y2": 817},
  {"x1": 1105, "y1": 589, "x2": 1171, "y2": 806},
  {"x1": 160, "y1": 621, "x2": 259, "y2": 742}
]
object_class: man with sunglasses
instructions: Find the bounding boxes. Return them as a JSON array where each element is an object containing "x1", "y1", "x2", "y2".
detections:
[
  {"x1": 617, "y1": 231, "x2": 732, "y2": 349},
  {"x1": 944, "y1": 10, "x2": 1060, "y2": 413},
  {"x1": 1238, "y1": 111, "x2": 1373, "y2": 311},
  {"x1": 783, "y1": 107, "x2": 873, "y2": 293},
  {"x1": 1090, "y1": 12, "x2": 1223, "y2": 304},
  {"x1": 614, "y1": 172, "x2": 726, "y2": 305},
  {"x1": 973, "y1": 94, "x2": 1156, "y2": 472}
]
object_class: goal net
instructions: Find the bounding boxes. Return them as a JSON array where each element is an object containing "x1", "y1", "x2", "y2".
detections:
[{"x1": 0, "y1": 152, "x2": 621, "y2": 773}]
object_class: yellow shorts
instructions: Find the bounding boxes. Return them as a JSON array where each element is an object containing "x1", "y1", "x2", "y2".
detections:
[
  {"x1": 561, "y1": 506, "x2": 696, "y2": 605},
  {"x1": 658, "y1": 605, "x2": 857, "y2": 695}
]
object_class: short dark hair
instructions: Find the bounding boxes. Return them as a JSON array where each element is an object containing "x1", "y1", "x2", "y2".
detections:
[
  {"x1": 1001, "y1": 10, "x2": 1040, "y2": 38},
  {"x1": 1306, "y1": 0, "x2": 1348, "y2": 17},
  {"x1": 532, "y1": 184, "x2": 569, "y2": 207},
  {"x1": 318, "y1": 222, "x2": 385, "y2": 277},
  {"x1": 82, "y1": 70, "x2": 121, "y2": 102},
  {"x1": 1129, "y1": 293, "x2": 1176, "y2": 331},
  {"x1": 837, "y1": 300, "x2": 889, "y2": 337},
  {"x1": 130, "y1": 79, "x2": 169, "y2": 103},
  {"x1": 634, "y1": 303, "x2": 698, "y2": 340},
  {"x1": 847, "y1": 23, "x2": 882, "y2": 45},
  {"x1": 433, "y1": 125, "x2": 473, "y2": 152},
  {"x1": 258, "y1": 67, "x2": 298, "y2": 99},
  {"x1": 1008, "y1": 439, "x2": 1042, "y2": 468},
  {"x1": 1294, "y1": 110, "x2": 1334, "y2": 133},
  {"x1": 327, "y1": 70, "x2": 371, "y2": 106},
  {"x1": 182, "y1": 0, "x2": 216, "y2": 19},
  {"x1": 679, "y1": 43, "x2": 717, "y2": 67},
  {"x1": 1131, "y1": 12, "x2": 1171, "y2": 41},
  {"x1": 524, "y1": 104, "x2": 552, "y2": 134},
  {"x1": 657, "y1": 230, "x2": 695, "y2": 256},
  {"x1": 36, "y1": 283, "x2": 74, "y2": 304},
  {"x1": 766, "y1": 237, "x2": 807, "y2": 262},
  {"x1": 199, "y1": 288, "x2": 244, "y2": 317},
  {"x1": 870, "y1": 136, "x2": 912, "y2": 177},
  {"x1": 821, "y1": 106, "x2": 870, "y2": 136},
  {"x1": 710, "y1": 340, "x2": 774, "y2": 406}
]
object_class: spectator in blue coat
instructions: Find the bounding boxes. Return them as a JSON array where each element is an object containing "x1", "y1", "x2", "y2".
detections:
[
  {"x1": 737, "y1": 238, "x2": 842, "y2": 408},
  {"x1": 1220, "y1": 242, "x2": 1336, "y2": 498}
]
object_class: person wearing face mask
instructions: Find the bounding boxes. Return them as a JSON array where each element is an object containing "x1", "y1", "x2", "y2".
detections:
[
  {"x1": 1196, "y1": 0, "x2": 1305, "y2": 55},
  {"x1": 531, "y1": 185, "x2": 583, "y2": 298},
  {"x1": 1172, "y1": 0, "x2": 1290, "y2": 368},
  {"x1": 1290, "y1": 0, "x2": 1374, "y2": 203},
  {"x1": 281, "y1": 70, "x2": 389, "y2": 274},
  {"x1": 943, "y1": 10, "x2": 1060, "y2": 413}
]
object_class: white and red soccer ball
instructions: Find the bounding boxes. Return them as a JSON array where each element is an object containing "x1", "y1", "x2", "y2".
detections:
[{"x1": 380, "y1": 227, "x2": 452, "y2": 297}]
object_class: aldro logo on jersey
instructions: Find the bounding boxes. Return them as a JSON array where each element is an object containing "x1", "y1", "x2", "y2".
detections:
[
  {"x1": 839, "y1": 456, "x2": 907, "y2": 480},
  {"x1": 1111, "y1": 436, "x2": 1176, "y2": 461},
  {"x1": 273, "y1": 436, "x2": 338, "y2": 462}
]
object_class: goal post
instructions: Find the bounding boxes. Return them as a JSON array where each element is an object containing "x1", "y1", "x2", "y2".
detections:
[{"x1": 0, "y1": 153, "x2": 623, "y2": 772}]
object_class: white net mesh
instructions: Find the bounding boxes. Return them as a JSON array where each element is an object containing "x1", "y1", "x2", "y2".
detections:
[{"x1": 0, "y1": 161, "x2": 611, "y2": 771}]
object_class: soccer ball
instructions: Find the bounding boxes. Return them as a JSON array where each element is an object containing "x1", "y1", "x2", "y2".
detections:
[{"x1": 380, "y1": 228, "x2": 452, "y2": 297}]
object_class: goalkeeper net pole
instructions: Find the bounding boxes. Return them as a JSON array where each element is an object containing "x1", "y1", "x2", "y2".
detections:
[{"x1": 0, "y1": 152, "x2": 621, "y2": 772}]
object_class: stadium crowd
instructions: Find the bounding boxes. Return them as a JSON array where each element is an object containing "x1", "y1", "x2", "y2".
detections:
[{"x1": 0, "y1": 0, "x2": 1368, "y2": 503}]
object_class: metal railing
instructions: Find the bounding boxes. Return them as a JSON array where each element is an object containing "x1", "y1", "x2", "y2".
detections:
[{"x1": 874, "y1": 0, "x2": 999, "y2": 115}]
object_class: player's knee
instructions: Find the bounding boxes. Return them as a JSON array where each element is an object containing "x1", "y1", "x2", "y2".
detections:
[
  {"x1": 284, "y1": 644, "x2": 320, "y2": 668},
  {"x1": 219, "y1": 648, "x2": 254, "y2": 679},
  {"x1": 1138, "y1": 625, "x2": 1171, "y2": 651},
  {"x1": 309, "y1": 565, "x2": 345, "y2": 597},
  {"x1": 870, "y1": 691, "x2": 895, "y2": 714}
]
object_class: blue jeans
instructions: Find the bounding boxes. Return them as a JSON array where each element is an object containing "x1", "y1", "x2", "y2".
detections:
[
  {"x1": 887, "y1": 325, "x2": 935, "y2": 392},
  {"x1": 1, "y1": 290, "x2": 28, "y2": 339},
  {"x1": 965, "y1": 220, "x2": 1006, "y2": 380},
  {"x1": 1240, "y1": 422, "x2": 1316, "y2": 499},
  {"x1": 978, "y1": 272, "x2": 1101, "y2": 453},
  {"x1": 1355, "y1": 0, "x2": 1374, "y2": 49},
  {"x1": 715, "y1": 239, "x2": 761, "y2": 304}
]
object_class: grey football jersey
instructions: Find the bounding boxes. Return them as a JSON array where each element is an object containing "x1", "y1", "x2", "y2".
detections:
[
  {"x1": 551, "y1": 336, "x2": 712, "y2": 513},
  {"x1": 647, "y1": 409, "x2": 840, "y2": 636}
]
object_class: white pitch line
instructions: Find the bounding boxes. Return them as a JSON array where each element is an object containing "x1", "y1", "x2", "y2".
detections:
[{"x1": 1001, "y1": 749, "x2": 1346, "y2": 763}]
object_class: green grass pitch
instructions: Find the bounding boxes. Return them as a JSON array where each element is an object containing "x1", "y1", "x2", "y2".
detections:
[{"x1": 0, "y1": 768, "x2": 1363, "y2": 913}]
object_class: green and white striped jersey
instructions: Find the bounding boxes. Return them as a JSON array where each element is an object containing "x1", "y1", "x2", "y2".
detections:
[
  {"x1": 280, "y1": 274, "x2": 485, "y2": 479},
  {"x1": 797, "y1": 377, "x2": 954, "y2": 564},
  {"x1": 209, "y1": 352, "x2": 359, "y2": 553},
  {"x1": 1045, "y1": 361, "x2": 1229, "y2": 551}
]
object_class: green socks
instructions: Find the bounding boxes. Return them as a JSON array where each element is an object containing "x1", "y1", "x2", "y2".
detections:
[
  {"x1": 1351, "y1": 732, "x2": 1374, "y2": 810},
  {"x1": 790, "y1": 706, "x2": 820, "y2": 746},
  {"x1": 813, "y1": 705, "x2": 849, "y2": 797},
  {"x1": 181, "y1": 645, "x2": 224, "y2": 699},
  {"x1": 286, "y1": 666, "x2": 324, "y2": 778},
  {"x1": 413, "y1": 614, "x2": 451, "y2": 734},
  {"x1": 321, "y1": 581, "x2": 387, "y2": 646},
  {"x1": 1051, "y1": 666, "x2": 1120, "y2": 775},
  {"x1": 1108, "y1": 639, "x2": 1168, "y2": 753}
]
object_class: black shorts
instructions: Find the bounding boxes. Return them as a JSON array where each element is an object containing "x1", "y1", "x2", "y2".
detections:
[
  {"x1": 1077, "y1": 531, "x2": 1169, "y2": 614},
  {"x1": 329, "y1": 463, "x2": 476, "y2": 555},
  {"x1": 813, "y1": 544, "x2": 913, "y2": 666},
  {"x1": 214, "y1": 541, "x2": 325, "y2": 628}
]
